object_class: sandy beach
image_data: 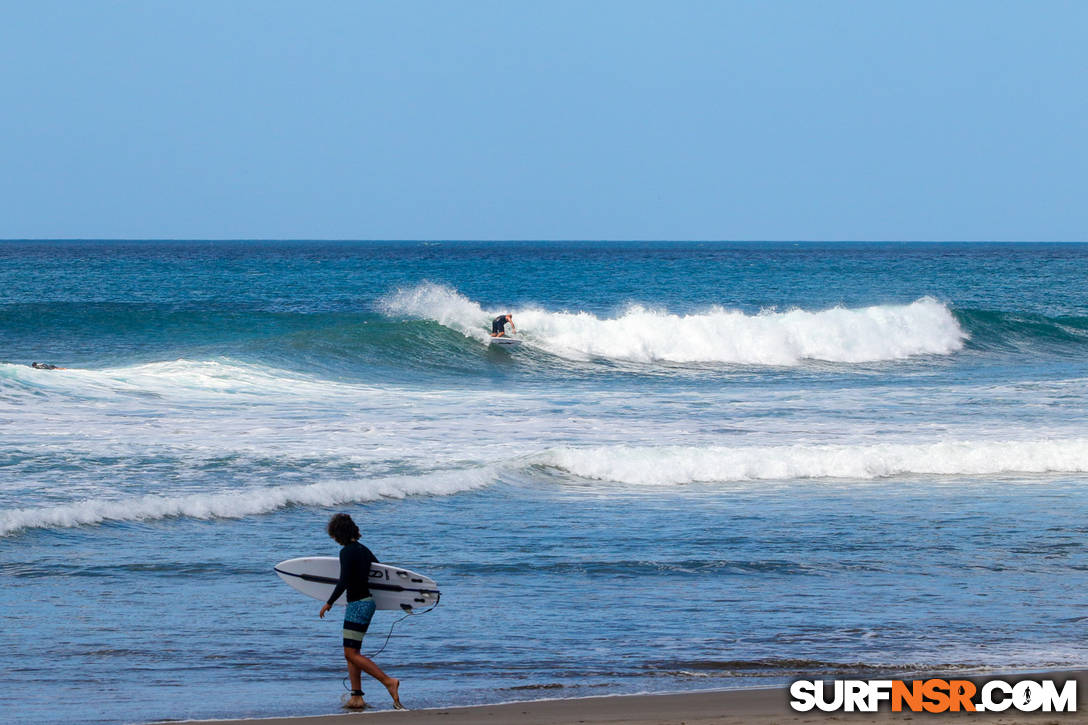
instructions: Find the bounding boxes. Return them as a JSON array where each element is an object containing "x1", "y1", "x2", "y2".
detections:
[{"x1": 186, "y1": 671, "x2": 1087, "y2": 725}]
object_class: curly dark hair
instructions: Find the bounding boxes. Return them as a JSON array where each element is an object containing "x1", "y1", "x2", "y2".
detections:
[{"x1": 327, "y1": 513, "x2": 360, "y2": 545}]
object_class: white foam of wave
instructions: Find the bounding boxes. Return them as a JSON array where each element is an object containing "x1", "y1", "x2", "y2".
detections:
[
  {"x1": 381, "y1": 283, "x2": 966, "y2": 364},
  {"x1": 0, "y1": 359, "x2": 376, "y2": 401},
  {"x1": 0, "y1": 467, "x2": 497, "y2": 537},
  {"x1": 538, "y1": 439, "x2": 1088, "y2": 485},
  {"x1": 382, "y1": 282, "x2": 496, "y2": 342}
]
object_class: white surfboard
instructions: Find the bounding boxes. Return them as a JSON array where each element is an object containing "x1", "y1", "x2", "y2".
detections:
[
  {"x1": 274, "y1": 557, "x2": 440, "y2": 611},
  {"x1": 489, "y1": 336, "x2": 522, "y2": 346}
]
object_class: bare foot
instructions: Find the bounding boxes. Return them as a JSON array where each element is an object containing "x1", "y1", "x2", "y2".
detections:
[
  {"x1": 343, "y1": 694, "x2": 367, "y2": 710},
  {"x1": 384, "y1": 678, "x2": 404, "y2": 709}
]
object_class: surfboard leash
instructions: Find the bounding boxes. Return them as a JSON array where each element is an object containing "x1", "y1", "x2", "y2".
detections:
[
  {"x1": 341, "y1": 593, "x2": 442, "y2": 692},
  {"x1": 367, "y1": 592, "x2": 441, "y2": 657}
]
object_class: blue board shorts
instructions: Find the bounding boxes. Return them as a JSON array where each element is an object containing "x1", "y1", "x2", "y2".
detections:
[{"x1": 342, "y1": 597, "x2": 376, "y2": 649}]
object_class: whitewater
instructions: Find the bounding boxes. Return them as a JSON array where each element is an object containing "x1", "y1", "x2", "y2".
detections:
[
  {"x1": 5, "y1": 353, "x2": 1087, "y2": 536},
  {"x1": 383, "y1": 283, "x2": 968, "y2": 364},
  {"x1": 3, "y1": 241, "x2": 1088, "y2": 725}
]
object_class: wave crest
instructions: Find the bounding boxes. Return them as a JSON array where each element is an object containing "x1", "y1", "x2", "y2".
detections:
[
  {"x1": 0, "y1": 468, "x2": 497, "y2": 537},
  {"x1": 538, "y1": 439, "x2": 1088, "y2": 485},
  {"x1": 382, "y1": 283, "x2": 966, "y2": 364}
]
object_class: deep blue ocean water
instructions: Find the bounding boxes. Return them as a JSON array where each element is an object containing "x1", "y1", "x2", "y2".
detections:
[{"x1": 1, "y1": 241, "x2": 1087, "y2": 724}]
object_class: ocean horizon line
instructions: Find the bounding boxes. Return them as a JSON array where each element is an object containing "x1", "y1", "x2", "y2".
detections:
[{"x1": 2, "y1": 238, "x2": 1088, "y2": 244}]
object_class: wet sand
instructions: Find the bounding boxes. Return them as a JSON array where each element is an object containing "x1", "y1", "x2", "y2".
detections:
[{"x1": 183, "y1": 670, "x2": 1087, "y2": 725}]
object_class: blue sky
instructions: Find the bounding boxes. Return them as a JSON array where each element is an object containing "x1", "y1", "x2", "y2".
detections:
[{"x1": 1, "y1": 1, "x2": 1085, "y2": 240}]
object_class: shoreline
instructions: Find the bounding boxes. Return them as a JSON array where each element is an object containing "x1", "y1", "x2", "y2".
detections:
[{"x1": 170, "y1": 669, "x2": 1088, "y2": 725}]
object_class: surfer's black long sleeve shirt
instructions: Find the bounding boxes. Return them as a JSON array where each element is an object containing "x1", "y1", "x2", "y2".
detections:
[{"x1": 327, "y1": 541, "x2": 379, "y2": 605}]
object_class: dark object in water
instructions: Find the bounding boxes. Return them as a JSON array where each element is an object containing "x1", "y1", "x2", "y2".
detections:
[{"x1": 31, "y1": 362, "x2": 63, "y2": 370}]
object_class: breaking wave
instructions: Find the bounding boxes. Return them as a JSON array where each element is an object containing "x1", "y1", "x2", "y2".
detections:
[
  {"x1": 382, "y1": 283, "x2": 966, "y2": 364},
  {"x1": 538, "y1": 439, "x2": 1088, "y2": 485},
  {"x1": 0, "y1": 468, "x2": 497, "y2": 537},
  {"x1": 7, "y1": 437, "x2": 1088, "y2": 535}
]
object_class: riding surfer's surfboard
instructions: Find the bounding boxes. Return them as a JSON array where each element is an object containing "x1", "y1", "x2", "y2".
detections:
[
  {"x1": 489, "y1": 336, "x2": 522, "y2": 347},
  {"x1": 274, "y1": 557, "x2": 440, "y2": 611}
]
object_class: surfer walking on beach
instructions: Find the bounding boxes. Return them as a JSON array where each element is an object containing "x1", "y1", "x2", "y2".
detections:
[
  {"x1": 319, "y1": 513, "x2": 404, "y2": 710},
  {"x1": 490, "y1": 313, "x2": 515, "y2": 337}
]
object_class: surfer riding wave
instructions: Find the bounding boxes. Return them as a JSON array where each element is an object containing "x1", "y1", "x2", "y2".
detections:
[{"x1": 490, "y1": 314, "x2": 515, "y2": 338}]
